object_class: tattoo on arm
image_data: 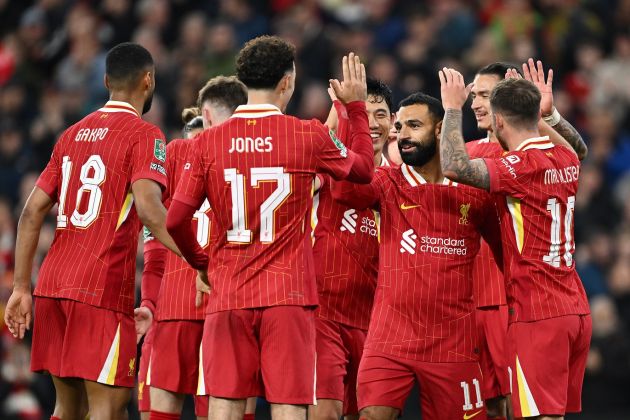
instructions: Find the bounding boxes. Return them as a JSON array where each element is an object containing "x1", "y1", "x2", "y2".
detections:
[
  {"x1": 440, "y1": 109, "x2": 490, "y2": 190},
  {"x1": 552, "y1": 117, "x2": 588, "y2": 160}
]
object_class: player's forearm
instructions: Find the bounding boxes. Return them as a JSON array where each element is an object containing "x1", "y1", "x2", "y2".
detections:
[
  {"x1": 330, "y1": 179, "x2": 378, "y2": 209},
  {"x1": 137, "y1": 203, "x2": 182, "y2": 257},
  {"x1": 345, "y1": 101, "x2": 375, "y2": 183},
  {"x1": 141, "y1": 246, "x2": 167, "y2": 314},
  {"x1": 13, "y1": 207, "x2": 47, "y2": 291},
  {"x1": 541, "y1": 112, "x2": 588, "y2": 160},
  {"x1": 166, "y1": 199, "x2": 209, "y2": 271},
  {"x1": 441, "y1": 109, "x2": 490, "y2": 190}
]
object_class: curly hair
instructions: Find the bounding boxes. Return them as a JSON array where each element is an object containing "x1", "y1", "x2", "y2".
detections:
[
  {"x1": 236, "y1": 35, "x2": 296, "y2": 90},
  {"x1": 181, "y1": 107, "x2": 200, "y2": 124}
]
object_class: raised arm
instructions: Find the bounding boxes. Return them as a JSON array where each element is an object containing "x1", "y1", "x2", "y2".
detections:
[
  {"x1": 5, "y1": 187, "x2": 54, "y2": 338},
  {"x1": 439, "y1": 68, "x2": 491, "y2": 190},
  {"x1": 330, "y1": 176, "x2": 380, "y2": 210}
]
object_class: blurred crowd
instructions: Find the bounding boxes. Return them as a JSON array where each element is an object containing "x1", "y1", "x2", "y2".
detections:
[{"x1": 0, "y1": 0, "x2": 629, "y2": 418}]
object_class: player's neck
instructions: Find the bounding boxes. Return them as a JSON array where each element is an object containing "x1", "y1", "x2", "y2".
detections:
[
  {"x1": 413, "y1": 158, "x2": 444, "y2": 184},
  {"x1": 374, "y1": 151, "x2": 383, "y2": 167},
  {"x1": 486, "y1": 131, "x2": 499, "y2": 144},
  {"x1": 246, "y1": 90, "x2": 284, "y2": 112},
  {"x1": 108, "y1": 92, "x2": 144, "y2": 116},
  {"x1": 505, "y1": 128, "x2": 542, "y2": 151}
]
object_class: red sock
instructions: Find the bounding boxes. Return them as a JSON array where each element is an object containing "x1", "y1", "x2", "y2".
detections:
[
  {"x1": 149, "y1": 410, "x2": 180, "y2": 420},
  {"x1": 243, "y1": 414, "x2": 255, "y2": 420}
]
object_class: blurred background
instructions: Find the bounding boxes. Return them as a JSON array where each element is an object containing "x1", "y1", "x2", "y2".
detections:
[{"x1": 0, "y1": 0, "x2": 629, "y2": 419}]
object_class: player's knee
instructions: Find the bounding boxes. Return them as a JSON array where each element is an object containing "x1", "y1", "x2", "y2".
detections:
[
  {"x1": 53, "y1": 405, "x2": 88, "y2": 420},
  {"x1": 485, "y1": 396, "x2": 506, "y2": 418},
  {"x1": 358, "y1": 406, "x2": 398, "y2": 420},
  {"x1": 310, "y1": 402, "x2": 342, "y2": 420}
]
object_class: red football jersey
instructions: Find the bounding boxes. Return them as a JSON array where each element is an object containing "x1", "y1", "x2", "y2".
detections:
[
  {"x1": 312, "y1": 157, "x2": 390, "y2": 330},
  {"x1": 483, "y1": 136, "x2": 590, "y2": 322},
  {"x1": 332, "y1": 164, "x2": 502, "y2": 362},
  {"x1": 144, "y1": 139, "x2": 211, "y2": 320},
  {"x1": 466, "y1": 138, "x2": 506, "y2": 307},
  {"x1": 35, "y1": 101, "x2": 168, "y2": 314},
  {"x1": 172, "y1": 102, "x2": 373, "y2": 313}
]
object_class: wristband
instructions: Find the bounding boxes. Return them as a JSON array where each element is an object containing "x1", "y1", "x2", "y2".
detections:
[{"x1": 543, "y1": 107, "x2": 561, "y2": 126}]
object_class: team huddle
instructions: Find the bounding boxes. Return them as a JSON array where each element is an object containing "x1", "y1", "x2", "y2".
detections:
[{"x1": 4, "y1": 35, "x2": 591, "y2": 420}]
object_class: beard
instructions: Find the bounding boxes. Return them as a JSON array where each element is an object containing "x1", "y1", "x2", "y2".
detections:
[
  {"x1": 398, "y1": 136, "x2": 437, "y2": 167},
  {"x1": 142, "y1": 92, "x2": 154, "y2": 115}
]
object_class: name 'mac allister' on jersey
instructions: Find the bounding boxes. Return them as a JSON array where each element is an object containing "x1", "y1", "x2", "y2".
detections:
[
  {"x1": 143, "y1": 139, "x2": 212, "y2": 321},
  {"x1": 332, "y1": 165, "x2": 502, "y2": 362},
  {"x1": 483, "y1": 136, "x2": 590, "y2": 322},
  {"x1": 35, "y1": 101, "x2": 168, "y2": 314},
  {"x1": 312, "y1": 156, "x2": 390, "y2": 331},
  {"x1": 168, "y1": 102, "x2": 375, "y2": 314},
  {"x1": 466, "y1": 138, "x2": 506, "y2": 308}
]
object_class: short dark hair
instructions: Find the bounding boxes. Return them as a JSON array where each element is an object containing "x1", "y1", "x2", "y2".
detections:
[
  {"x1": 490, "y1": 78, "x2": 541, "y2": 129},
  {"x1": 105, "y1": 42, "x2": 153, "y2": 89},
  {"x1": 477, "y1": 62, "x2": 522, "y2": 79},
  {"x1": 398, "y1": 92, "x2": 445, "y2": 122},
  {"x1": 236, "y1": 36, "x2": 296, "y2": 89},
  {"x1": 367, "y1": 77, "x2": 394, "y2": 114},
  {"x1": 197, "y1": 75, "x2": 247, "y2": 112},
  {"x1": 181, "y1": 107, "x2": 200, "y2": 124}
]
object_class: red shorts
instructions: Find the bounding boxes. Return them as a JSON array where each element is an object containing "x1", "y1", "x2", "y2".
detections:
[
  {"x1": 138, "y1": 326, "x2": 155, "y2": 412},
  {"x1": 193, "y1": 395, "x2": 209, "y2": 417},
  {"x1": 357, "y1": 349, "x2": 487, "y2": 420},
  {"x1": 508, "y1": 314, "x2": 592, "y2": 417},
  {"x1": 31, "y1": 297, "x2": 136, "y2": 387},
  {"x1": 202, "y1": 306, "x2": 316, "y2": 404},
  {"x1": 476, "y1": 305, "x2": 510, "y2": 399},
  {"x1": 315, "y1": 318, "x2": 366, "y2": 415},
  {"x1": 150, "y1": 320, "x2": 204, "y2": 396}
]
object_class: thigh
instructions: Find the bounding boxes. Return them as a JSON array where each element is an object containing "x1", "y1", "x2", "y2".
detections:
[
  {"x1": 416, "y1": 361, "x2": 486, "y2": 420},
  {"x1": 341, "y1": 325, "x2": 367, "y2": 415},
  {"x1": 203, "y1": 310, "x2": 260, "y2": 399},
  {"x1": 356, "y1": 350, "x2": 414, "y2": 412},
  {"x1": 315, "y1": 318, "x2": 347, "y2": 402},
  {"x1": 151, "y1": 319, "x2": 204, "y2": 395},
  {"x1": 84, "y1": 379, "x2": 132, "y2": 417},
  {"x1": 51, "y1": 375, "x2": 88, "y2": 419},
  {"x1": 508, "y1": 317, "x2": 580, "y2": 418},
  {"x1": 260, "y1": 305, "x2": 316, "y2": 405}
]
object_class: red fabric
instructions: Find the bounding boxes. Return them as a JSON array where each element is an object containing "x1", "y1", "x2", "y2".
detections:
[
  {"x1": 31, "y1": 297, "x2": 136, "y2": 387},
  {"x1": 331, "y1": 164, "x2": 501, "y2": 363},
  {"x1": 508, "y1": 315, "x2": 591, "y2": 416},
  {"x1": 141, "y1": 247, "x2": 167, "y2": 315},
  {"x1": 357, "y1": 349, "x2": 487, "y2": 419},
  {"x1": 166, "y1": 199, "x2": 208, "y2": 271},
  {"x1": 34, "y1": 101, "x2": 168, "y2": 314},
  {"x1": 150, "y1": 320, "x2": 204, "y2": 395},
  {"x1": 344, "y1": 101, "x2": 375, "y2": 183},
  {"x1": 242, "y1": 414, "x2": 255, "y2": 420},
  {"x1": 149, "y1": 410, "x2": 179, "y2": 420},
  {"x1": 50, "y1": 417, "x2": 62, "y2": 420},
  {"x1": 137, "y1": 326, "x2": 155, "y2": 412},
  {"x1": 467, "y1": 139, "x2": 507, "y2": 308},
  {"x1": 202, "y1": 306, "x2": 315, "y2": 404},
  {"x1": 194, "y1": 396, "x2": 209, "y2": 417},
  {"x1": 315, "y1": 318, "x2": 366, "y2": 415},
  {"x1": 153, "y1": 139, "x2": 210, "y2": 320},
  {"x1": 476, "y1": 306, "x2": 510, "y2": 399},
  {"x1": 170, "y1": 102, "x2": 373, "y2": 314},
  {"x1": 484, "y1": 139, "x2": 590, "y2": 322}
]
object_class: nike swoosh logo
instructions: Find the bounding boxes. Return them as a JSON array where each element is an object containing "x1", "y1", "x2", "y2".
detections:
[
  {"x1": 400, "y1": 203, "x2": 421, "y2": 210},
  {"x1": 463, "y1": 410, "x2": 483, "y2": 419}
]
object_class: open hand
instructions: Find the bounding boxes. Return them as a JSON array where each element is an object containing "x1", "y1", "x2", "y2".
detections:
[
  {"x1": 522, "y1": 58, "x2": 554, "y2": 116},
  {"x1": 329, "y1": 52, "x2": 367, "y2": 104},
  {"x1": 134, "y1": 306, "x2": 153, "y2": 344},
  {"x1": 439, "y1": 68, "x2": 473, "y2": 110}
]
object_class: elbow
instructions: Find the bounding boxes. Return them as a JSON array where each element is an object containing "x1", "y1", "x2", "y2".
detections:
[
  {"x1": 137, "y1": 208, "x2": 160, "y2": 233},
  {"x1": 358, "y1": 170, "x2": 374, "y2": 184},
  {"x1": 578, "y1": 146, "x2": 588, "y2": 162},
  {"x1": 441, "y1": 163, "x2": 460, "y2": 182}
]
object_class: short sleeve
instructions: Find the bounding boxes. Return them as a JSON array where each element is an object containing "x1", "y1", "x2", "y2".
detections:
[
  {"x1": 172, "y1": 138, "x2": 207, "y2": 208},
  {"x1": 484, "y1": 152, "x2": 535, "y2": 198},
  {"x1": 312, "y1": 119, "x2": 355, "y2": 180},
  {"x1": 130, "y1": 127, "x2": 168, "y2": 189},
  {"x1": 36, "y1": 147, "x2": 60, "y2": 198}
]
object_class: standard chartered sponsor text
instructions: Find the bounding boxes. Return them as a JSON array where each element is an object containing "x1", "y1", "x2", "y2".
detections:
[{"x1": 420, "y1": 235, "x2": 467, "y2": 255}]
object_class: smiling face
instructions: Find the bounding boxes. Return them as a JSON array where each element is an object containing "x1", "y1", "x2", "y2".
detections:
[
  {"x1": 366, "y1": 93, "x2": 393, "y2": 155},
  {"x1": 470, "y1": 73, "x2": 501, "y2": 132},
  {"x1": 395, "y1": 103, "x2": 440, "y2": 167}
]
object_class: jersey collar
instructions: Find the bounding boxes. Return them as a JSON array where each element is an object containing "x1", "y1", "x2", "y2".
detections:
[
  {"x1": 401, "y1": 164, "x2": 455, "y2": 187},
  {"x1": 99, "y1": 101, "x2": 140, "y2": 117},
  {"x1": 231, "y1": 104, "x2": 283, "y2": 119},
  {"x1": 515, "y1": 136, "x2": 553, "y2": 151},
  {"x1": 380, "y1": 154, "x2": 390, "y2": 167}
]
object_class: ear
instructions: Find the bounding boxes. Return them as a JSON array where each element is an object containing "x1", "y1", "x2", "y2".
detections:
[
  {"x1": 202, "y1": 106, "x2": 213, "y2": 128},
  {"x1": 144, "y1": 71, "x2": 152, "y2": 90},
  {"x1": 434, "y1": 120, "x2": 443, "y2": 139},
  {"x1": 104, "y1": 74, "x2": 110, "y2": 90}
]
